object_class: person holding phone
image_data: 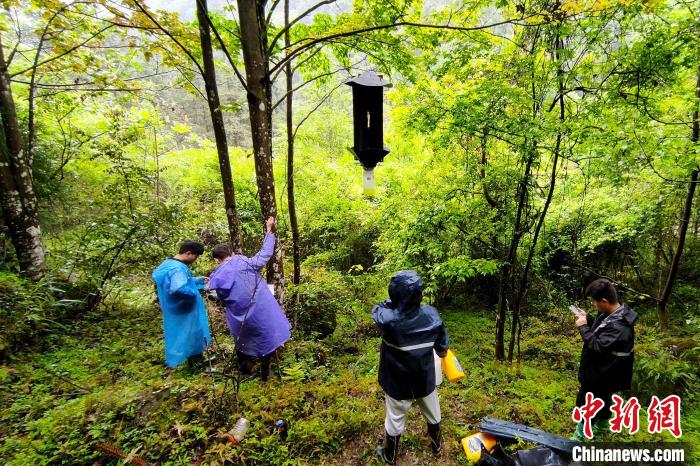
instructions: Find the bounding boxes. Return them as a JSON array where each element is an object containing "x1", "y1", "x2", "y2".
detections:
[{"x1": 571, "y1": 278, "x2": 638, "y2": 440}]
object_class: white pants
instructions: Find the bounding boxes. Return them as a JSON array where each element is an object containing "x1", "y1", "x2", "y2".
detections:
[{"x1": 384, "y1": 390, "x2": 441, "y2": 436}]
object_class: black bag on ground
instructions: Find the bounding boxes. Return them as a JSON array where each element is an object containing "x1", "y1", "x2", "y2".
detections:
[
  {"x1": 477, "y1": 443, "x2": 514, "y2": 466},
  {"x1": 513, "y1": 446, "x2": 569, "y2": 466}
]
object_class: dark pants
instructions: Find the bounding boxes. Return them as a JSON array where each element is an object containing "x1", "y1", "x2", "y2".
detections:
[
  {"x1": 237, "y1": 350, "x2": 272, "y2": 380},
  {"x1": 576, "y1": 386, "x2": 613, "y2": 422}
]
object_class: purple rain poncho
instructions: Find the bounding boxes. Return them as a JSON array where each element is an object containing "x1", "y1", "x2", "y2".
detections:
[
  {"x1": 208, "y1": 233, "x2": 291, "y2": 357},
  {"x1": 152, "y1": 258, "x2": 211, "y2": 367}
]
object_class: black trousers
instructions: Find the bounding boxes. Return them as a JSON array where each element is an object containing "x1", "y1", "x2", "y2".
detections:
[
  {"x1": 237, "y1": 350, "x2": 272, "y2": 380},
  {"x1": 576, "y1": 386, "x2": 613, "y2": 422}
]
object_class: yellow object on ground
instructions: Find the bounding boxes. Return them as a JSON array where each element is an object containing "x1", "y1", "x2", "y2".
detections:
[
  {"x1": 441, "y1": 348, "x2": 465, "y2": 382},
  {"x1": 461, "y1": 432, "x2": 497, "y2": 463}
]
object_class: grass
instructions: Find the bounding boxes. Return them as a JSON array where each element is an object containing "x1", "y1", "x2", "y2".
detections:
[{"x1": 1, "y1": 288, "x2": 697, "y2": 465}]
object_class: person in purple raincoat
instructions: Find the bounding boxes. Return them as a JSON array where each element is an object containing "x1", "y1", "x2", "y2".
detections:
[{"x1": 208, "y1": 217, "x2": 291, "y2": 381}]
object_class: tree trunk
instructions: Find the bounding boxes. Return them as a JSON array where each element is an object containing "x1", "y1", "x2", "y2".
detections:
[
  {"x1": 507, "y1": 32, "x2": 566, "y2": 362},
  {"x1": 285, "y1": 0, "x2": 301, "y2": 287},
  {"x1": 495, "y1": 150, "x2": 534, "y2": 360},
  {"x1": 657, "y1": 169, "x2": 698, "y2": 328},
  {"x1": 657, "y1": 64, "x2": 700, "y2": 329},
  {"x1": 196, "y1": 0, "x2": 242, "y2": 252},
  {"x1": 0, "y1": 37, "x2": 46, "y2": 280},
  {"x1": 152, "y1": 126, "x2": 160, "y2": 202},
  {"x1": 237, "y1": 0, "x2": 284, "y2": 302}
]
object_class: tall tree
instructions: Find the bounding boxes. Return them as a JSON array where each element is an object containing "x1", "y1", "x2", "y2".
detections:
[
  {"x1": 285, "y1": 0, "x2": 301, "y2": 287},
  {"x1": 657, "y1": 65, "x2": 700, "y2": 328},
  {"x1": 196, "y1": 0, "x2": 243, "y2": 253},
  {"x1": 236, "y1": 0, "x2": 284, "y2": 300},
  {"x1": 0, "y1": 35, "x2": 46, "y2": 279}
]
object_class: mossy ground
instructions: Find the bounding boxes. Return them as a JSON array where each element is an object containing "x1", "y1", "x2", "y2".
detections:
[{"x1": 1, "y1": 294, "x2": 696, "y2": 465}]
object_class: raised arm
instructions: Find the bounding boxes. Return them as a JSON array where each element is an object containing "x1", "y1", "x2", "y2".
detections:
[{"x1": 250, "y1": 217, "x2": 277, "y2": 272}]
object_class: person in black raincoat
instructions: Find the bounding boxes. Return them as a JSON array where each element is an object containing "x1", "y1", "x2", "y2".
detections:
[
  {"x1": 572, "y1": 278, "x2": 638, "y2": 440},
  {"x1": 372, "y1": 270, "x2": 450, "y2": 464}
]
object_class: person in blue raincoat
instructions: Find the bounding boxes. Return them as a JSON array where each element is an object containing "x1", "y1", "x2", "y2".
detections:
[
  {"x1": 152, "y1": 240, "x2": 211, "y2": 369},
  {"x1": 209, "y1": 217, "x2": 291, "y2": 381},
  {"x1": 372, "y1": 270, "x2": 450, "y2": 465}
]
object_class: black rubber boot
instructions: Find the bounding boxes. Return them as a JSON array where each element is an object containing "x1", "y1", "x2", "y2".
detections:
[
  {"x1": 186, "y1": 354, "x2": 205, "y2": 373},
  {"x1": 427, "y1": 422, "x2": 442, "y2": 454},
  {"x1": 260, "y1": 355, "x2": 271, "y2": 381},
  {"x1": 236, "y1": 351, "x2": 253, "y2": 375},
  {"x1": 376, "y1": 432, "x2": 400, "y2": 464}
]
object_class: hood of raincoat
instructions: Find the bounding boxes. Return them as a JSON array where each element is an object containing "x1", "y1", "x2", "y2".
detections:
[
  {"x1": 620, "y1": 306, "x2": 639, "y2": 326},
  {"x1": 372, "y1": 270, "x2": 449, "y2": 400},
  {"x1": 388, "y1": 270, "x2": 423, "y2": 311}
]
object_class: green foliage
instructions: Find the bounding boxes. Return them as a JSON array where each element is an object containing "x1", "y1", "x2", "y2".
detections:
[
  {"x1": 0, "y1": 272, "x2": 82, "y2": 360},
  {"x1": 634, "y1": 332, "x2": 700, "y2": 400},
  {"x1": 1, "y1": 0, "x2": 700, "y2": 463},
  {"x1": 286, "y1": 266, "x2": 351, "y2": 338}
]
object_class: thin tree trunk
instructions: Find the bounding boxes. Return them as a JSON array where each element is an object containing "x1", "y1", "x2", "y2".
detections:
[
  {"x1": 495, "y1": 150, "x2": 534, "y2": 360},
  {"x1": 285, "y1": 0, "x2": 301, "y2": 287},
  {"x1": 0, "y1": 36, "x2": 46, "y2": 280},
  {"x1": 237, "y1": 0, "x2": 284, "y2": 302},
  {"x1": 657, "y1": 64, "x2": 700, "y2": 329},
  {"x1": 507, "y1": 32, "x2": 566, "y2": 362},
  {"x1": 152, "y1": 126, "x2": 160, "y2": 202},
  {"x1": 196, "y1": 0, "x2": 242, "y2": 253},
  {"x1": 508, "y1": 140, "x2": 561, "y2": 361},
  {"x1": 479, "y1": 128, "x2": 498, "y2": 209},
  {"x1": 27, "y1": 4, "x2": 67, "y2": 170},
  {"x1": 657, "y1": 169, "x2": 698, "y2": 327}
]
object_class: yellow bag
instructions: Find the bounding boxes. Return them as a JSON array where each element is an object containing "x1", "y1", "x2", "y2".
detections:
[{"x1": 441, "y1": 348, "x2": 465, "y2": 382}]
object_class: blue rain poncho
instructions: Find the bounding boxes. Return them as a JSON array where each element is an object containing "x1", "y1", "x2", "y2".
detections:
[{"x1": 152, "y1": 258, "x2": 211, "y2": 367}]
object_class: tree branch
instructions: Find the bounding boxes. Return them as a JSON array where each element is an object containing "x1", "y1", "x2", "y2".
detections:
[
  {"x1": 293, "y1": 81, "x2": 345, "y2": 138},
  {"x1": 10, "y1": 25, "x2": 113, "y2": 77},
  {"x1": 272, "y1": 59, "x2": 362, "y2": 111},
  {"x1": 195, "y1": 0, "x2": 248, "y2": 92},
  {"x1": 11, "y1": 70, "x2": 174, "y2": 88},
  {"x1": 633, "y1": 129, "x2": 700, "y2": 184},
  {"x1": 269, "y1": 14, "x2": 549, "y2": 78},
  {"x1": 267, "y1": 0, "x2": 336, "y2": 54},
  {"x1": 131, "y1": 0, "x2": 206, "y2": 78},
  {"x1": 265, "y1": 0, "x2": 283, "y2": 26}
]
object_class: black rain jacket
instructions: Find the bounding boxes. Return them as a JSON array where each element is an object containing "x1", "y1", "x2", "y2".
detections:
[
  {"x1": 372, "y1": 270, "x2": 449, "y2": 400},
  {"x1": 578, "y1": 304, "x2": 638, "y2": 392}
]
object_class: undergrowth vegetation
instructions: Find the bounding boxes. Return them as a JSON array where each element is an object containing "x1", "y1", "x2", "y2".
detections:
[{"x1": 2, "y1": 280, "x2": 698, "y2": 464}]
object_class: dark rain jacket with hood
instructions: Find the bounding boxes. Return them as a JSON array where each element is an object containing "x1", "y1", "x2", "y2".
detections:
[
  {"x1": 578, "y1": 304, "x2": 638, "y2": 392},
  {"x1": 372, "y1": 271, "x2": 450, "y2": 400}
]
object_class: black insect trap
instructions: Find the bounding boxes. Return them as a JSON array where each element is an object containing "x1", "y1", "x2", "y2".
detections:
[{"x1": 345, "y1": 71, "x2": 392, "y2": 195}]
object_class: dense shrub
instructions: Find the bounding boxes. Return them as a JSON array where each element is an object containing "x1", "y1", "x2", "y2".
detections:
[
  {"x1": 0, "y1": 272, "x2": 81, "y2": 360},
  {"x1": 286, "y1": 265, "x2": 353, "y2": 339},
  {"x1": 634, "y1": 333, "x2": 700, "y2": 400}
]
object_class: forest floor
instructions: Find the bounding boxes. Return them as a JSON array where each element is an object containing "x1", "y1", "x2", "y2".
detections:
[{"x1": 1, "y1": 289, "x2": 697, "y2": 465}]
